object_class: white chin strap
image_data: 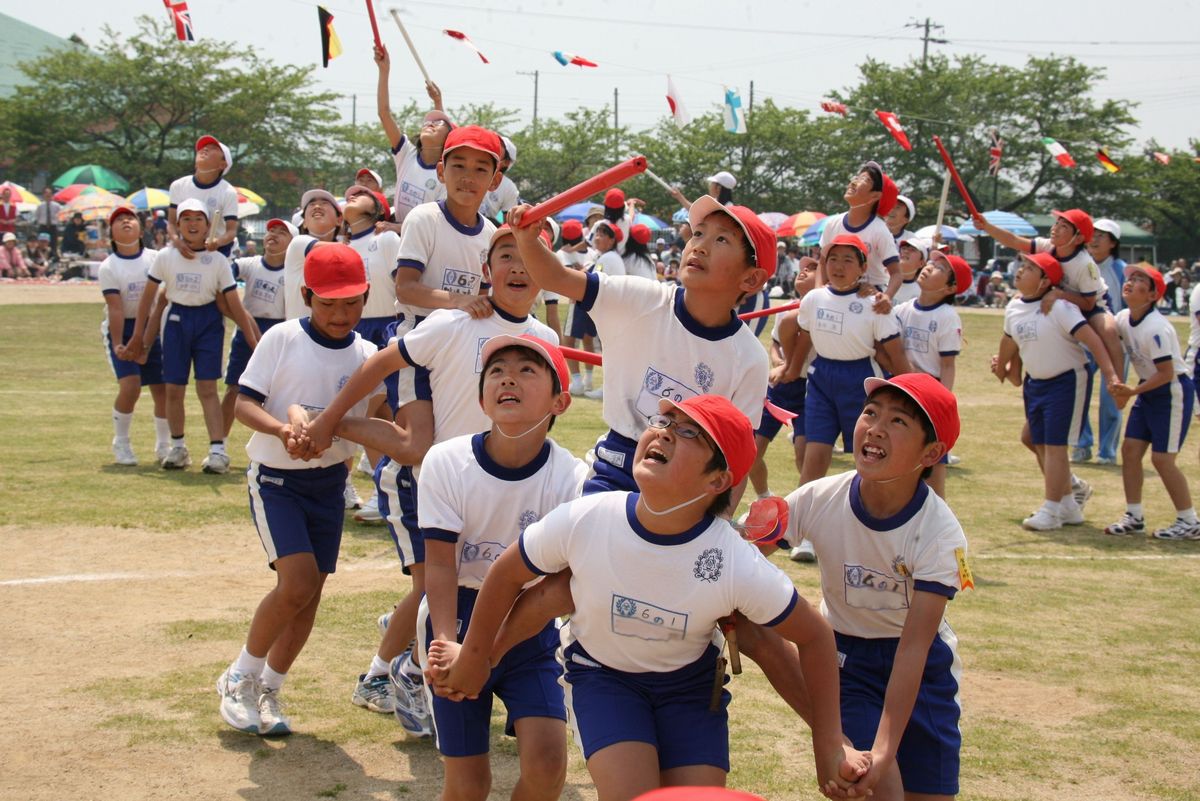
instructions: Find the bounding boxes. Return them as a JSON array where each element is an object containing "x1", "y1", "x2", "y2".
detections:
[
  {"x1": 873, "y1": 462, "x2": 928, "y2": 484},
  {"x1": 491, "y1": 412, "x2": 552, "y2": 440},
  {"x1": 639, "y1": 492, "x2": 710, "y2": 516}
]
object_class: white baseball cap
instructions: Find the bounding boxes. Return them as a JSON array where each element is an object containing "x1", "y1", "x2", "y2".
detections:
[
  {"x1": 705, "y1": 170, "x2": 737, "y2": 190},
  {"x1": 898, "y1": 236, "x2": 930, "y2": 260},
  {"x1": 896, "y1": 195, "x2": 915, "y2": 221},
  {"x1": 176, "y1": 197, "x2": 209, "y2": 221},
  {"x1": 301, "y1": 189, "x2": 342, "y2": 213},
  {"x1": 500, "y1": 135, "x2": 517, "y2": 166},
  {"x1": 356, "y1": 167, "x2": 383, "y2": 187},
  {"x1": 2, "y1": 232, "x2": 16, "y2": 242},
  {"x1": 1093, "y1": 218, "x2": 1121, "y2": 241}
]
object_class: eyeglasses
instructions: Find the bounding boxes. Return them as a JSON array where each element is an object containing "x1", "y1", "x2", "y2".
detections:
[{"x1": 646, "y1": 414, "x2": 705, "y2": 440}]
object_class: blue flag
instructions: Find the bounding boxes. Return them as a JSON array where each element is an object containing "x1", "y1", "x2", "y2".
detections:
[{"x1": 723, "y1": 88, "x2": 747, "y2": 134}]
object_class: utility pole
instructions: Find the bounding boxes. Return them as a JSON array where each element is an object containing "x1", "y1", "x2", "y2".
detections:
[
  {"x1": 905, "y1": 17, "x2": 946, "y2": 67},
  {"x1": 351, "y1": 94, "x2": 357, "y2": 164},
  {"x1": 613, "y1": 87, "x2": 620, "y2": 160},
  {"x1": 517, "y1": 70, "x2": 539, "y2": 128}
]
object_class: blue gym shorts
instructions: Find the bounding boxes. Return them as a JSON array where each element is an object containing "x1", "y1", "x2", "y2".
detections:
[
  {"x1": 417, "y1": 586, "x2": 564, "y2": 757},
  {"x1": 376, "y1": 456, "x2": 422, "y2": 572},
  {"x1": 836, "y1": 628, "x2": 961, "y2": 796},
  {"x1": 355, "y1": 315, "x2": 397, "y2": 350},
  {"x1": 1023, "y1": 367, "x2": 1091, "y2": 447},
  {"x1": 247, "y1": 461, "x2": 348, "y2": 574},
  {"x1": 562, "y1": 640, "x2": 731, "y2": 771},
  {"x1": 582, "y1": 430, "x2": 640, "y2": 495},
  {"x1": 161, "y1": 301, "x2": 224, "y2": 385},
  {"x1": 805, "y1": 355, "x2": 879, "y2": 451},
  {"x1": 757, "y1": 377, "x2": 806, "y2": 441},
  {"x1": 1125, "y1": 375, "x2": 1194, "y2": 454},
  {"x1": 106, "y1": 318, "x2": 163, "y2": 385},
  {"x1": 225, "y1": 316, "x2": 281, "y2": 386},
  {"x1": 567, "y1": 304, "x2": 598, "y2": 339}
]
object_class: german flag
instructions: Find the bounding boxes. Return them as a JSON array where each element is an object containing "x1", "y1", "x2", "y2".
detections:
[
  {"x1": 318, "y1": 6, "x2": 343, "y2": 68},
  {"x1": 1096, "y1": 148, "x2": 1121, "y2": 173}
]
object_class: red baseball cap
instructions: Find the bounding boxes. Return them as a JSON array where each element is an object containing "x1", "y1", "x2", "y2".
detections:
[
  {"x1": 1124, "y1": 262, "x2": 1166, "y2": 300},
  {"x1": 442, "y1": 125, "x2": 503, "y2": 165},
  {"x1": 355, "y1": 167, "x2": 383, "y2": 186},
  {"x1": 688, "y1": 196, "x2": 778, "y2": 278},
  {"x1": 630, "y1": 223, "x2": 652, "y2": 245},
  {"x1": 604, "y1": 188, "x2": 626, "y2": 208},
  {"x1": 1051, "y1": 209, "x2": 1094, "y2": 244},
  {"x1": 824, "y1": 233, "x2": 870, "y2": 261},
  {"x1": 657, "y1": 395, "x2": 757, "y2": 486},
  {"x1": 634, "y1": 790, "x2": 765, "y2": 801},
  {"x1": 343, "y1": 184, "x2": 392, "y2": 220},
  {"x1": 479, "y1": 334, "x2": 570, "y2": 392},
  {"x1": 864, "y1": 372, "x2": 961, "y2": 452},
  {"x1": 1020, "y1": 251, "x2": 1063, "y2": 286},
  {"x1": 107, "y1": 205, "x2": 138, "y2": 226},
  {"x1": 303, "y1": 243, "x2": 369, "y2": 299},
  {"x1": 930, "y1": 250, "x2": 974, "y2": 295},
  {"x1": 560, "y1": 219, "x2": 584, "y2": 242},
  {"x1": 594, "y1": 220, "x2": 623, "y2": 243},
  {"x1": 195, "y1": 134, "x2": 232, "y2": 176},
  {"x1": 265, "y1": 217, "x2": 298, "y2": 236},
  {"x1": 877, "y1": 172, "x2": 899, "y2": 217}
]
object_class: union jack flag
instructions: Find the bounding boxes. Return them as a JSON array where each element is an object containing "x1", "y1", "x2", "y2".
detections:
[
  {"x1": 988, "y1": 129, "x2": 1003, "y2": 176},
  {"x1": 163, "y1": 0, "x2": 195, "y2": 42}
]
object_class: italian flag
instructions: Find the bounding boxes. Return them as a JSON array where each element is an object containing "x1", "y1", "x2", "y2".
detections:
[{"x1": 1042, "y1": 137, "x2": 1076, "y2": 168}]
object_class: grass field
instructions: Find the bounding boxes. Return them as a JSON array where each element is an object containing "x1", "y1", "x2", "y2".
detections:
[{"x1": 2, "y1": 290, "x2": 1199, "y2": 801}]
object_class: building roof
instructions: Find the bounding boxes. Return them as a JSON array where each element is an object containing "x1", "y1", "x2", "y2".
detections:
[{"x1": 0, "y1": 13, "x2": 80, "y2": 99}]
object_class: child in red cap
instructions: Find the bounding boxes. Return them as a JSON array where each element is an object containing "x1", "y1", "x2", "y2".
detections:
[
  {"x1": 601, "y1": 187, "x2": 632, "y2": 253},
  {"x1": 217, "y1": 243, "x2": 377, "y2": 738},
  {"x1": 818, "y1": 161, "x2": 902, "y2": 303},
  {"x1": 167, "y1": 134, "x2": 239, "y2": 258},
  {"x1": 429, "y1": 394, "x2": 866, "y2": 800},
  {"x1": 622, "y1": 222, "x2": 657, "y2": 281}
]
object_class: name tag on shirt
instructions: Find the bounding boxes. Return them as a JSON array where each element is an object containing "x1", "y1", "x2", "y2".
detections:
[
  {"x1": 843, "y1": 563, "x2": 910, "y2": 611},
  {"x1": 636, "y1": 366, "x2": 699, "y2": 421},
  {"x1": 610, "y1": 594, "x2": 688, "y2": 642},
  {"x1": 816, "y1": 307, "x2": 845, "y2": 335},
  {"x1": 904, "y1": 326, "x2": 931, "y2": 353},
  {"x1": 441, "y1": 268, "x2": 480, "y2": 295},
  {"x1": 176, "y1": 273, "x2": 202, "y2": 292}
]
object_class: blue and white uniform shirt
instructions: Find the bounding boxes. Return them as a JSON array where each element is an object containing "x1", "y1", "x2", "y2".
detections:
[
  {"x1": 1030, "y1": 239, "x2": 1107, "y2": 301},
  {"x1": 239, "y1": 319, "x2": 378, "y2": 469},
  {"x1": 519, "y1": 491, "x2": 799, "y2": 673},
  {"x1": 395, "y1": 201, "x2": 496, "y2": 321},
  {"x1": 1186, "y1": 284, "x2": 1200, "y2": 363},
  {"x1": 820, "y1": 213, "x2": 899, "y2": 290},
  {"x1": 1002, "y1": 296, "x2": 1088, "y2": 378},
  {"x1": 785, "y1": 471, "x2": 967, "y2": 639},
  {"x1": 392, "y1": 135, "x2": 447, "y2": 223},
  {"x1": 895, "y1": 300, "x2": 962, "y2": 379},
  {"x1": 479, "y1": 175, "x2": 520, "y2": 222},
  {"x1": 282, "y1": 234, "x2": 322, "y2": 321},
  {"x1": 347, "y1": 228, "x2": 402, "y2": 319},
  {"x1": 1115, "y1": 307, "x2": 1188, "y2": 381},
  {"x1": 233, "y1": 256, "x2": 286, "y2": 320},
  {"x1": 168, "y1": 175, "x2": 238, "y2": 231},
  {"x1": 99, "y1": 248, "x2": 159, "y2": 318},
  {"x1": 419, "y1": 433, "x2": 586, "y2": 589},
  {"x1": 148, "y1": 248, "x2": 235, "y2": 306},
  {"x1": 798, "y1": 286, "x2": 901, "y2": 362}
]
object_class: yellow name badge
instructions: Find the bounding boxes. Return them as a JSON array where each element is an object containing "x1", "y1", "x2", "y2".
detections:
[{"x1": 955, "y1": 548, "x2": 975, "y2": 591}]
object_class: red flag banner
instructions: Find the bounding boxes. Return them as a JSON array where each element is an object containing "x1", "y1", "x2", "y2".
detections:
[
  {"x1": 162, "y1": 0, "x2": 194, "y2": 42},
  {"x1": 875, "y1": 109, "x2": 912, "y2": 151},
  {"x1": 820, "y1": 100, "x2": 848, "y2": 117},
  {"x1": 988, "y1": 129, "x2": 1003, "y2": 176},
  {"x1": 1153, "y1": 151, "x2": 1171, "y2": 165},
  {"x1": 444, "y1": 30, "x2": 489, "y2": 63}
]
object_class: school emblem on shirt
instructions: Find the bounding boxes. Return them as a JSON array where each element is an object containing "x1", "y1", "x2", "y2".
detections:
[
  {"x1": 693, "y1": 547, "x2": 724, "y2": 582},
  {"x1": 336, "y1": 375, "x2": 350, "y2": 391},
  {"x1": 694, "y1": 363, "x2": 714, "y2": 393},
  {"x1": 610, "y1": 593, "x2": 688, "y2": 641},
  {"x1": 849, "y1": 301, "x2": 864, "y2": 314},
  {"x1": 425, "y1": 178, "x2": 438, "y2": 190},
  {"x1": 368, "y1": 241, "x2": 378, "y2": 253},
  {"x1": 518, "y1": 510, "x2": 538, "y2": 534},
  {"x1": 929, "y1": 320, "x2": 938, "y2": 332},
  {"x1": 199, "y1": 254, "x2": 213, "y2": 265}
]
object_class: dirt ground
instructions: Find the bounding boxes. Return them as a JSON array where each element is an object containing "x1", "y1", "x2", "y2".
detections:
[{"x1": 0, "y1": 280, "x2": 101, "y2": 306}]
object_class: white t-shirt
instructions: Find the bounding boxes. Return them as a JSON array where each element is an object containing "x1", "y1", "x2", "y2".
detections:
[
  {"x1": 395, "y1": 201, "x2": 496, "y2": 320},
  {"x1": 1115, "y1": 308, "x2": 1188, "y2": 381},
  {"x1": 520, "y1": 491, "x2": 799, "y2": 673},
  {"x1": 892, "y1": 279, "x2": 921, "y2": 306},
  {"x1": 785, "y1": 471, "x2": 967, "y2": 639},
  {"x1": 347, "y1": 228, "x2": 401, "y2": 319},
  {"x1": 391, "y1": 135, "x2": 446, "y2": 223},
  {"x1": 168, "y1": 175, "x2": 238, "y2": 228},
  {"x1": 419, "y1": 433, "x2": 586, "y2": 589},
  {"x1": 99, "y1": 248, "x2": 158, "y2": 318},
  {"x1": 239, "y1": 318, "x2": 379, "y2": 468},
  {"x1": 622, "y1": 252, "x2": 657, "y2": 281},
  {"x1": 1187, "y1": 284, "x2": 1200, "y2": 362},
  {"x1": 770, "y1": 306, "x2": 814, "y2": 375},
  {"x1": 580, "y1": 273, "x2": 769, "y2": 436},
  {"x1": 1031, "y1": 240, "x2": 1107, "y2": 300},
  {"x1": 147, "y1": 248, "x2": 235, "y2": 306},
  {"x1": 283, "y1": 235, "x2": 321, "y2": 320},
  {"x1": 894, "y1": 300, "x2": 963, "y2": 379},
  {"x1": 593, "y1": 250, "x2": 625, "y2": 277},
  {"x1": 1003, "y1": 296, "x2": 1089, "y2": 378},
  {"x1": 396, "y1": 304, "x2": 558, "y2": 444},
  {"x1": 820, "y1": 213, "x2": 899, "y2": 290},
  {"x1": 479, "y1": 174, "x2": 520, "y2": 222},
  {"x1": 798, "y1": 286, "x2": 902, "y2": 362},
  {"x1": 234, "y1": 256, "x2": 286, "y2": 320}
]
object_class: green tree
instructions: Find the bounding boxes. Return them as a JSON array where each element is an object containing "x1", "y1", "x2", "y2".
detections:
[
  {"x1": 508, "y1": 107, "x2": 626, "y2": 205},
  {"x1": 1133, "y1": 141, "x2": 1200, "y2": 261}
]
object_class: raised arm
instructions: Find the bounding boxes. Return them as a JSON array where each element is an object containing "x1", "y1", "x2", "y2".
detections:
[
  {"x1": 507, "y1": 204, "x2": 589, "y2": 301},
  {"x1": 374, "y1": 44, "x2": 403, "y2": 150},
  {"x1": 972, "y1": 213, "x2": 1032, "y2": 253}
]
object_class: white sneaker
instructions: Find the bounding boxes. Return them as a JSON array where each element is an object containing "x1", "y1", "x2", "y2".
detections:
[
  {"x1": 1022, "y1": 507, "x2": 1062, "y2": 531},
  {"x1": 1059, "y1": 500, "x2": 1085, "y2": 526},
  {"x1": 568, "y1": 374, "x2": 584, "y2": 396},
  {"x1": 357, "y1": 452, "x2": 374, "y2": 476},
  {"x1": 344, "y1": 480, "x2": 363, "y2": 510},
  {"x1": 1071, "y1": 477, "x2": 1093, "y2": 508},
  {"x1": 583, "y1": 373, "x2": 594, "y2": 392},
  {"x1": 217, "y1": 668, "x2": 262, "y2": 734},
  {"x1": 112, "y1": 438, "x2": 137, "y2": 466},
  {"x1": 377, "y1": 610, "x2": 393, "y2": 634},
  {"x1": 584, "y1": 388, "x2": 604, "y2": 400},
  {"x1": 946, "y1": 453, "x2": 962, "y2": 466},
  {"x1": 789, "y1": 540, "x2": 817, "y2": 563},
  {"x1": 257, "y1": 687, "x2": 292, "y2": 736},
  {"x1": 202, "y1": 451, "x2": 230, "y2": 474},
  {"x1": 155, "y1": 443, "x2": 171, "y2": 464},
  {"x1": 389, "y1": 656, "x2": 432, "y2": 737},
  {"x1": 353, "y1": 492, "x2": 383, "y2": 523},
  {"x1": 1152, "y1": 518, "x2": 1200, "y2": 541},
  {"x1": 160, "y1": 444, "x2": 191, "y2": 470},
  {"x1": 1104, "y1": 513, "x2": 1145, "y2": 536},
  {"x1": 351, "y1": 673, "x2": 396, "y2": 713},
  {"x1": 1069, "y1": 446, "x2": 1092, "y2": 463}
]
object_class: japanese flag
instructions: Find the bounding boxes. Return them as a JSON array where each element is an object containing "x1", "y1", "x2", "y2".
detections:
[{"x1": 666, "y1": 75, "x2": 691, "y2": 128}]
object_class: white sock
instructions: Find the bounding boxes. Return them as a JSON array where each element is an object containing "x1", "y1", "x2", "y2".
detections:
[
  {"x1": 1177, "y1": 507, "x2": 1198, "y2": 524},
  {"x1": 1043, "y1": 499, "x2": 1063, "y2": 515},
  {"x1": 171, "y1": 434, "x2": 186, "y2": 447},
  {"x1": 154, "y1": 416, "x2": 170, "y2": 448},
  {"x1": 570, "y1": 372, "x2": 581, "y2": 382},
  {"x1": 1126, "y1": 503, "x2": 1144, "y2": 519},
  {"x1": 366, "y1": 654, "x2": 390, "y2": 679},
  {"x1": 210, "y1": 440, "x2": 226, "y2": 456},
  {"x1": 1060, "y1": 494, "x2": 1080, "y2": 513},
  {"x1": 112, "y1": 409, "x2": 133, "y2": 440},
  {"x1": 260, "y1": 665, "x2": 287, "y2": 692},
  {"x1": 401, "y1": 651, "x2": 423, "y2": 676},
  {"x1": 584, "y1": 371, "x2": 594, "y2": 390},
  {"x1": 233, "y1": 646, "x2": 266, "y2": 677},
  {"x1": 757, "y1": 490, "x2": 774, "y2": 500}
]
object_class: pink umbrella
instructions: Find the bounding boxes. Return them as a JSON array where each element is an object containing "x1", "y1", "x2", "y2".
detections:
[
  {"x1": 53, "y1": 183, "x2": 108, "y2": 204},
  {"x1": 775, "y1": 211, "x2": 827, "y2": 238}
]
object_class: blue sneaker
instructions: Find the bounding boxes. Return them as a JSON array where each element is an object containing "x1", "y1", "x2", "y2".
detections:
[
  {"x1": 351, "y1": 673, "x2": 395, "y2": 714},
  {"x1": 389, "y1": 654, "x2": 432, "y2": 738}
]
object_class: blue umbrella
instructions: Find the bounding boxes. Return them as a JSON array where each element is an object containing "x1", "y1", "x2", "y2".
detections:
[
  {"x1": 634, "y1": 212, "x2": 670, "y2": 230},
  {"x1": 672, "y1": 207, "x2": 689, "y2": 223},
  {"x1": 958, "y1": 210, "x2": 1038, "y2": 237},
  {"x1": 553, "y1": 201, "x2": 597, "y2": 222},
  {"x1": 913, "y1": 224, "x2": 963, "y2": 243},
  {"x1": 799, "y1": 216, "x2": 832, "y2": 247}
]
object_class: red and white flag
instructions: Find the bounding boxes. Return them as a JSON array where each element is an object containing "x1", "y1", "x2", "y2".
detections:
[
  {"x1": 875, "y1": 109, "x2": 912, "y2": 151},
  {"x1": 820, "y1": 100, "x2": 848, "y2": 117},
  {"x1": 1042, "y1": 137, "x2": 1076, "y2": 168},
  {"x1": 553, "y1": 51, "x2": 598, "y2": 68},
  {"x1": 666, "y1": 75, "x2": 691, "y2": 128},
  {"x1": 1153, "y1": 151, "x2": 1171, "y2": 165},
  {"x1": 444, "y1": 30, "x2": 489, "y2": 64},
  {"x1": 988, "y1": 129, "x2": 1003, "y2": 176},
  {"x1": 162, "y1": 0, "x2": 194, "y2": 42}
]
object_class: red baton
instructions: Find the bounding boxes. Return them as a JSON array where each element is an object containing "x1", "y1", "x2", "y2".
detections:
[
  {"x1": 365, "y1": 0, "x2": 382, "y2": 49},
  {"x1": 516, "y1": 157, "x2": 647, "y2": 229},
  {"x1": 932, "y1": 135, "x2": 980, "y2": 219}
]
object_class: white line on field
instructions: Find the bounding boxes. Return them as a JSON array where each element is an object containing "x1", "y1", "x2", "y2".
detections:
[
  {"x1": 974, "y1": 552, "x2": 1200, "y2": 562},
  {"x1": 0, "y1": 559, "x2": 399, "y2": 587}
]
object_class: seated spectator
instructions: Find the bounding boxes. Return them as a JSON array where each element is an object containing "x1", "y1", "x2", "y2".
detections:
[
  {"x1": 0, "y1": 232, "x2": 30, "y2": 277},
  {"x1": 983, "y1": 271, "x2": 1010, "y2": 308},
  {"x1": 61, "y1": 213, "x2": 87, "y2": 257},
  {"x1": 25, "y1": 233, "x2": 53, "y2": 277}
]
